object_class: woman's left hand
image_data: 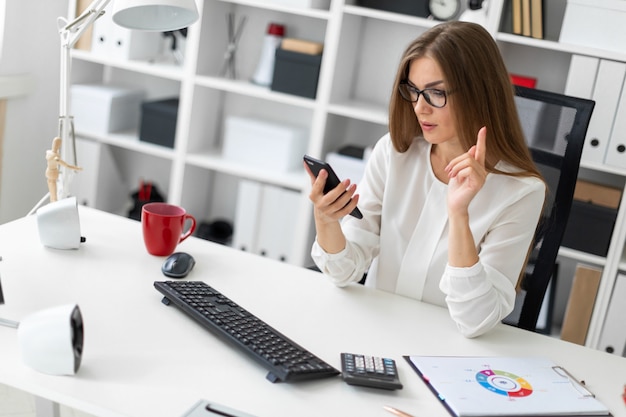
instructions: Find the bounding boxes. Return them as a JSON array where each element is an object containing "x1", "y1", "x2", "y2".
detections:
[{"x1": 445, "y1": 126, "x2": 488, "y2": 216}]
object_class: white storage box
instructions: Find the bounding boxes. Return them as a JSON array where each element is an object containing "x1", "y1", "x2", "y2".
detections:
[
  {"x1": 223, "y1": 116, "x2": 308, "y2": 172},
  {"x1": 70, "y1": 84, "x2": 145, "y2": 134},
  {"x1": 560, "y1": 0, "x2": 626, "y2": 54}
]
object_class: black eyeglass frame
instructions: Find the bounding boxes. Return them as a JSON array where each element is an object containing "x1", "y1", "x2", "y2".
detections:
[{"x1": 398, "y1": 81, "x2": 450, "y2": 108}]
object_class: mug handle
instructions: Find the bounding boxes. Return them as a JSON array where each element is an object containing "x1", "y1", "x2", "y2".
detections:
[{"x1": 179, "y1": 214, "x2": 197, "y2": 243}]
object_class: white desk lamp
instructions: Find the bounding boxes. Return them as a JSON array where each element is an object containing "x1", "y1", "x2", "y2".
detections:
[
  {"x1": 35, "y1": 0, "x2": 198, "y2": 250},
  {"x1": 56, "y1": 0, "x2": 199, "y2": 200},
  {"x1": 8, "y1": 0, "x2": 199, "y2": 377}
]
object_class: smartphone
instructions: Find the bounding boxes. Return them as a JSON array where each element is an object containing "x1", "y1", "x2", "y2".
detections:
[{"x1": 303, "y1": 154, "x2": 363, "y2": 219}]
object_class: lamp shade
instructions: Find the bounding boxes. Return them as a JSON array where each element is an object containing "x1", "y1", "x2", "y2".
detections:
[{"x1": 112, "y1": 0, "x2": 199, "y2": 32}]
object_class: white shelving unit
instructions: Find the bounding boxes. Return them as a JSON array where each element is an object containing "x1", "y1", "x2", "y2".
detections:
[{"x1": 68, "y1": 0, "x2": 626, "y2": 352}]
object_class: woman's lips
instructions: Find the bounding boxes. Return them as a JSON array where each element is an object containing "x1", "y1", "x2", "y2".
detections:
[{"x1": 420, "y1": 121, "x2": 436, "y2": 132}]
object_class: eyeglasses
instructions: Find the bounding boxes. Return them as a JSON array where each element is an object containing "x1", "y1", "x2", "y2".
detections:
[{"x1": 398, "y1": 81, "x2": 449, "y2": 108}]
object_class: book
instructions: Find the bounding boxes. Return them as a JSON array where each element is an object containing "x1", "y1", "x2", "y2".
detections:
[
  {"x1": 521, "y1": 0, "x2": 531, "y2": 37},
  {"x1": 281, "y1": 38, "x2": 324, "y2": 55},
  {"x1": 560, "y1": 264, "x2": 602, "y2": 345},
  {"x1": 530, "y1": 0, "x2": 544, "y2": 39},
  {"x1": 405, "y1": 356, "x2": 611, "y2": 416},
  {"x1": 512, "y1": 0, "x2": 522, "y2": 35}
]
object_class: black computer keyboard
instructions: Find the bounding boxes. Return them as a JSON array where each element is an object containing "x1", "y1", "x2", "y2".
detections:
[{"x1": 154, "y1": 280, "x2": 340, "y2": 383}]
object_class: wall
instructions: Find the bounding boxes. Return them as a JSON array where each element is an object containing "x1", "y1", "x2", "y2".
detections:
[{"x1": 0, "y1": 0, "x2": 67, "y2": 223}]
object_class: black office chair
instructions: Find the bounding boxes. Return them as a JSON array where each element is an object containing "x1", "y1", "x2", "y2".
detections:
[{"x1": 504, "y1": 85, "x2": 595, "y2": 333}]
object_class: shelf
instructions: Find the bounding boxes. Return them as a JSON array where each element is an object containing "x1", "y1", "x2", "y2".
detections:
[
  {"x1": 558, "y1": 247, "x2": 607, "y2": 267},
  {"x1": 194, "y1": 75, "x2": 317, "y2": 109},
  {"x1": 71, "y1": 49, "x2": 186, "y2": 81},
  {"x1": 185, "y1": 149, "x2": 307, "y2": 191},
  {"x1": 580, "y1": 160, "x2": 626, "y2": 177},
  {"x1": 496, "y1": 32, "x2": 626, "y2": 62},
  {"x1": 343, "y1": 4, "x2": 436, "y2": 27},
  {"x1": 217, "y1": 0, "x2": 331, "y2": 19},
  {"x1": 327, "y1": 100, "x2": 387, "y2": 125},
  {"x1": 76, "y1": 130, "x2": 176, "y2": 160}
]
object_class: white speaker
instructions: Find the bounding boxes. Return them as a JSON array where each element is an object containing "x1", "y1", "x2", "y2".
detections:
[
  {"x1": 36, "y1": 196, "x2": 83, "y2": 249},
  {"x1": 17, "y1": 304, "x2": 84, "y2": 375}
]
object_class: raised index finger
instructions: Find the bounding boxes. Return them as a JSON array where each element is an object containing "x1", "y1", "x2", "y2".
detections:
[{"x1": 474, "y1": 126, "x2": 487, "y2": 166}]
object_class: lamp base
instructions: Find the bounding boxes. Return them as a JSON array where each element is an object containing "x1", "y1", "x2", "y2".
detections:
[{"x1": 36, "y1": 196, "x2": 84, "y2": 249}]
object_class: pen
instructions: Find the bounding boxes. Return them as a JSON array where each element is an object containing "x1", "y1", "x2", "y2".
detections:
[{"x1": 383, "y1": 405, "x2": 415, "y2": 417}]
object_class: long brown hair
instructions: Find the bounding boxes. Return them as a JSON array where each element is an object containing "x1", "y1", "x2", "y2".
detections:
[{"x1": 389, "y1": 21, "x2": 541, "y2": 180}]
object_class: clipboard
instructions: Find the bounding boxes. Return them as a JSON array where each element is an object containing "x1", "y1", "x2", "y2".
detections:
[{"x1": 404, "y1": 356, "x2": 613, "y2": 417}]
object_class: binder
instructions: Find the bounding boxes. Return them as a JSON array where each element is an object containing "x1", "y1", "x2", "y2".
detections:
[
  {"x1": 560, "y1": 55, "x2": 598, "y2": 157},
  {"x1": 582, "y1": 60, "x2": 626, "y2": 164},
  {"x1": 90, "y1": 2, "x2": 161, "y2": 60},
  {"x1": 597, "y1": 273, "x2": 626, "y2": 356},
  {"x1": 232, "y1": 180, "x2": 263, "y2": 253},
  {"x1": 604, "y1": 81, "x2": 626, "y2": 169},
  {"x1": 255, "y1": 185, "x2": 300, "y2": 262},
  {"x1": 233, "y1": 181, "x2": 300, "y2": 263},
  {"x1": 564, "y1": 55, "x2": 599, "y2": 100},
  {"x1": 405, "y1": 356, "x2": 611, "y2": 416}
]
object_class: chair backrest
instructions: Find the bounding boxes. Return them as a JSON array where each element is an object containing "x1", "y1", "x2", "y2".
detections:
[{"x1": 508, "y1": 85, "x2": 595, "y2": 332}]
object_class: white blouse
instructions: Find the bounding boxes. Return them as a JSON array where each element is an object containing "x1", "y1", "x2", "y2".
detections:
[{"x1": 312, "y1": 134, "x2": 546, "y2": 338}]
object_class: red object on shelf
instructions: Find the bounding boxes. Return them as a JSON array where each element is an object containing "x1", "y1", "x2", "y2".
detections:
[{"x1": 510, "y1": 73, "x2": 537, "y2": 88}]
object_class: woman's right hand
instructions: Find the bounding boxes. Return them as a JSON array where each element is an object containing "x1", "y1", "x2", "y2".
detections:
[{"x1": 304, "y1": 162, "x2": 359, "y2": 225}]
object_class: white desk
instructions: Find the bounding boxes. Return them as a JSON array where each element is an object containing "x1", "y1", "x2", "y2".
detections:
[{"x1": 0, "y1": 206, "x2": 625, "y2": 417}]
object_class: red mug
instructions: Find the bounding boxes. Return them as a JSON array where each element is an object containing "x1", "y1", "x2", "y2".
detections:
[{"x1": 141, "y1": 203, "x2": 196, "y2": 256}]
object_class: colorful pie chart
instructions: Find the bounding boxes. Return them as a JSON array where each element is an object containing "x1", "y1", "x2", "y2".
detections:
[{"x1": 476, "y1": 369, "x2": 533, "y2": 397}]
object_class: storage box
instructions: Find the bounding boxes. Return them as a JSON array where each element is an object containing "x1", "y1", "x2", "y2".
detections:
[
  {"x1": 355, "y1": 0, "x2": 429, "y2": 17},
  {"x1": 271, "y1": 49, "x2": 322, "y2": 99},
  {"x1": 560, "y1": 0, "x2": 626, "y2": 54},
  {"x1": 222, "y1": 116, "x2": 307, "y2": 172},
  {"x1": 562, "y1": 200, "x2": 617, "y2": 257},
  {"x1": 70, "y1": 84, "x2": 144, "y2": 134},
  {"x1": 573, "y1": 180, "x2": 622, "y2": 209},
  {"x1": 562, "y1": 180, "x2": 621, "y2": 256},
  {"x1": 139, "y1": 98, "x2": 179, "y2": 148}
]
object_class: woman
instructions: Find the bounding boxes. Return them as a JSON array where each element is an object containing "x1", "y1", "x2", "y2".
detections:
[{"x1": 305, "y1": 21, "x2": 546, "y2": 338}]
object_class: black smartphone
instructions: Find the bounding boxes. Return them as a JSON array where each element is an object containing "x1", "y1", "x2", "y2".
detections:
[{"x1": 303, "y1": 154, "x2": 363, "y2": 219}]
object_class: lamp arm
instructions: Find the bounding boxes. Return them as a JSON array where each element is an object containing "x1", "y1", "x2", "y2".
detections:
[
  {"x1": 55, "y1": 0, "x2": 111, "y2": 200},
  {"x1": 58, "y1": 0, "x2": 112, "y2": 50}
]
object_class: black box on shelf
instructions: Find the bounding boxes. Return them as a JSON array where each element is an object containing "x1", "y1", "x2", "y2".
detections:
[
  {"x1": 271, "y1": 49, "x2": 322, "y2": 99},
  {"x1": 139, "y1": 98, "x2": 179, "y2": 148},
  {"x1": 355, "y1": 0, "x2": 429, "y2": 18},
  {"x1": 561, "y1": 200, "x2": 618, "y2": 257}
]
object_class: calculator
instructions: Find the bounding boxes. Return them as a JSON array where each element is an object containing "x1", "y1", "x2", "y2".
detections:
[{"x1": 340, "y1": 352, "x2": 403, "y2": 390}]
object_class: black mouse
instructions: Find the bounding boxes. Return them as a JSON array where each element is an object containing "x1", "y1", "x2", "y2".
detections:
[{"x1": 162, "y1": 252, "x2": 195, "y2": 278}]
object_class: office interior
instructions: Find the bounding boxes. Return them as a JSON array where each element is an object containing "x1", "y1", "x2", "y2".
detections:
[
  {"x1": 0, "y1": 2, "x2": 625, "y2": 413},
  {"x1": 0, "y1": 0, "x2": 626, "y2": 415}
]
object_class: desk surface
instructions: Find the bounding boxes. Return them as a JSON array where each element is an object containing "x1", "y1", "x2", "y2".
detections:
[{"x1": 0, "y1": 207, "x2": 624, "y2": 417}]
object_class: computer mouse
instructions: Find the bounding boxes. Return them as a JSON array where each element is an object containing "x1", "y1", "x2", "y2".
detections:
[{"x1": 161, "y1": 252, "x2": 195, "y2": 278}]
